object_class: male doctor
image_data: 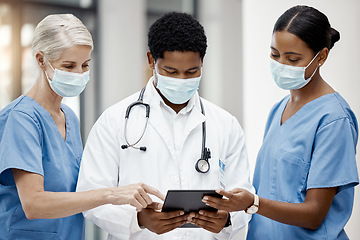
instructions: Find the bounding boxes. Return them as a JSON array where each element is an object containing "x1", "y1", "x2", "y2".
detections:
[{"x1": 76, "y1": 12, "x2": 254, "y2": 239}]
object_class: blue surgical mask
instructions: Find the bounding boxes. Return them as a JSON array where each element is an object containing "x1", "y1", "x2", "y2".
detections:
[
  {"x1": 270, "y1": 51, "x2": 320, "y2": 90},
  {"x1": 44, "y1": 61, "x2": 90, "y2": 97},
  {"x1": 154, "y1": 65, "x2": 201, "y2": 104}
]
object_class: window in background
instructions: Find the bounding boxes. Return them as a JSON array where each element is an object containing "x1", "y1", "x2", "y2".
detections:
[
  {"x1": 0, "y1": 3, "x2": 13, "y2": 110},
  {"x1": 147, "y1": 0, "x2": 196, "y2": 21},
  {"x1": 28, "y1": 0, "x2": 94, "y2": 8},
  {"x1": 0, "y1": 0, "x2": 97, "y2": 122}
]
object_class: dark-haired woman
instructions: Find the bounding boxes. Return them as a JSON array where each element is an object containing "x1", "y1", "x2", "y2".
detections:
[{"x1": 202, "y1": 5, "x2": 358, "y2": 239}]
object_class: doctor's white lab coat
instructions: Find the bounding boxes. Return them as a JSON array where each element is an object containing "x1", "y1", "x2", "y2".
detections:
[{"x1": 76, "y1": 78, "x2": 254, "y2": 240}]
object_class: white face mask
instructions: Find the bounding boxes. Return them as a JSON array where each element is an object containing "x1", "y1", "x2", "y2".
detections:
[
  {"x1": 154, "y1": 64, "x2": 201, "y2": 104},
  {"x1": 270, "y1": 51, "x2": 320, "y2": 90},
  {"x1": 44, "y1": 61, "x2": 90, "y2": 97}
]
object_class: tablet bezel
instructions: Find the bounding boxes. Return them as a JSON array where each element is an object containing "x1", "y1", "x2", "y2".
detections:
[{"x1": 162, "y1": 189, "x2": 222, "y2": 228}]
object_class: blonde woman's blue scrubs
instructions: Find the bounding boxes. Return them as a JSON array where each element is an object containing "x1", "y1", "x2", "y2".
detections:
[
  {"x1": 247, "y1": 92, "x2": 359, "y2": 240},
  {"x1": 0, "y1": 96, "x2": 84, "y2": 240}
]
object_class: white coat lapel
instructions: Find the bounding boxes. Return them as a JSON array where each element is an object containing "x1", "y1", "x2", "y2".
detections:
[
  {"x1": 148, "y1": 103, "x2": 177, "y2": 159},
  {"x1": 144, "y1": 86, "x2": 176, "y2": 160},
  {"x1": 183, "y1": 100, "x2": 206, "y2": 143}
]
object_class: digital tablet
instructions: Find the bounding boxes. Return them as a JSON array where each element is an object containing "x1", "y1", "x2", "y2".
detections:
[{"x1": 162, "y1": 190, "x2": 222, "y2": 228}]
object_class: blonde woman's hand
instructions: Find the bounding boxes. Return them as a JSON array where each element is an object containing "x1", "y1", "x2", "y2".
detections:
[{"x1": 108, "y1": 183, "x2": 165, "y2": 212}]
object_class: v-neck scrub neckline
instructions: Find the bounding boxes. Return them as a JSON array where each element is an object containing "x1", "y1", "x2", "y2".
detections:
[
  {"x1": 23, "y1": 95, "x2": 70, "y2": 142},
  {"x1": 279, "y1": 92, "x2": 335, "y2": 127}
]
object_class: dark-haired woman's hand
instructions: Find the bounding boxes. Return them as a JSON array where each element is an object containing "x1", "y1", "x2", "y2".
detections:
[{"x1": 202, "y1": 188, "x2": 254, "y2": 212}]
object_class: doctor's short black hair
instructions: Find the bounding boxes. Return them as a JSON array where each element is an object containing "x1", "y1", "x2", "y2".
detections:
[{"x1": 148, "y1": 12, "x2": 207, "y2": 61}]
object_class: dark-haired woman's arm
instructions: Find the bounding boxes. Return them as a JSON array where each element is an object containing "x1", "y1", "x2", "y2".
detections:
[{"x1": 203, "y1": 187, "x2": 336, "y2": 230}]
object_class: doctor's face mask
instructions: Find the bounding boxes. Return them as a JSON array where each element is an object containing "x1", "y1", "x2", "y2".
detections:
[
  {"x1": 154, "y1": 64, "x2": 201, "y2": 104},
  {"x1": 270, "y1": 51, "x2": 320, "y2": 90},
  {"x1": 44, "y1": 60, "x2": 90, "y2": 97}
]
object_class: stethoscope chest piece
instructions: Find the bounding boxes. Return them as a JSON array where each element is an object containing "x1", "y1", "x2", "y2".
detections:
[{"x1": 195, "y1": 158, "x2": 210, "y2": 173}]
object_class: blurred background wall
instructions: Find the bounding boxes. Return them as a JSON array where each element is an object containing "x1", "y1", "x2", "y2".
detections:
[{"x1": 0, "y1": 0, "x2": 359, "y2": 239}]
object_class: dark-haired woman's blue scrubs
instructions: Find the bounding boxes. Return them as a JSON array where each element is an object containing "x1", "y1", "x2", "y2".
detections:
[{"x1": 247, "y1": 93, "x2": 359, "y2": 240}]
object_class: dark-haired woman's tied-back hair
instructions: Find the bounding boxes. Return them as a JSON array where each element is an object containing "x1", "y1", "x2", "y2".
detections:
[{"x1": 273, "y1": 5, "x2": 340, "y2": 53}]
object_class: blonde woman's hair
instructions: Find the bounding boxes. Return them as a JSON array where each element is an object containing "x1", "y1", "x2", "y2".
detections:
[{"x1": 32, "y1": 14, "x2": 93, "y2": 61}]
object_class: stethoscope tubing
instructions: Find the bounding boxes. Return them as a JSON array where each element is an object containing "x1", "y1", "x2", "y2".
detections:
[
  {"x1": 122, "y1": 86, "x2": 211, "y2": 173},
  {"x1": 122, "y1": 87, "x2": 150, "y2": 151}
]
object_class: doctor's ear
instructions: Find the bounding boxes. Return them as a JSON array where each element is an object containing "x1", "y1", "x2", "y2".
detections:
[
  {"x1": 35, "y1": 52, "x2": 46, "y2": 70},
  {"x1": 147, "y1": 51, "x2": 155, "y2": 70},
  {"x1": 318, "y1": 48, "x2": 329, "y2": 67}
]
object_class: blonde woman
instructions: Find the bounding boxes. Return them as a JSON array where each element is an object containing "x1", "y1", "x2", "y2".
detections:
[{"x1": 0, "y1": 14, "x2": 164, "y2": 240}]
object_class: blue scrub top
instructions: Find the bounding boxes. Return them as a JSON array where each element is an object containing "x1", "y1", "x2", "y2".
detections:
[
  {"x1": 247, "y1": 92, "x2": 359, "y2": 240},
  {"x1": 0, "y1": 96, "x2": 84, "y2": 240}
]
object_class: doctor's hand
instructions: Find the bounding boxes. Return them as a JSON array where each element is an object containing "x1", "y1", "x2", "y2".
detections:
[
  {"x1": 187, "y1": 209, "x2": 229, "y2": 233},
  {"x1": 202, "y1": 188, "x2": 253, "y2": 212},
  {"x1": 137, "y1": 206, "x2": 189, "y2": 235},
  {"x1": 108, "y1": 183, "x2": 165, "y2": 212}
]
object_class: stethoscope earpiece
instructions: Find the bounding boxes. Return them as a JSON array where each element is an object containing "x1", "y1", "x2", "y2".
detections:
[{"x1": 121, "y1": 144, "x2": 146, "y2": 151}]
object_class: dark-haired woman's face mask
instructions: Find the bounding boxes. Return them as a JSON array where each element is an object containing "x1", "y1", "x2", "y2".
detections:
[
  {"x1": 270, "y1": 51, "x2": 319, "y2": 90},
  {"x1": 269, "y1": 31, "x2": 321, "y2": 90}
]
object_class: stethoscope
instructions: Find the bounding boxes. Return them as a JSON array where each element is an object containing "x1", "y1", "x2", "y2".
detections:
[{"x1": 121, "y1": 86, "x2": 211, "y2": 173}]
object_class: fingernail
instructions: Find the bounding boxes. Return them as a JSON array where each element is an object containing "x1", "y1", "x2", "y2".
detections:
[
  {"x1": 199, "y1": 211, "x2": 204, "y2": 215},
  {"x1": 203, "y1": 196, "x2": 208, "y2": 201},
  {"x1": 179, "y1": 211, "x2": 184, "y2": 216},
  {"x1": 215, "y1": 189, "x2": 220, "y2": 193}
]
